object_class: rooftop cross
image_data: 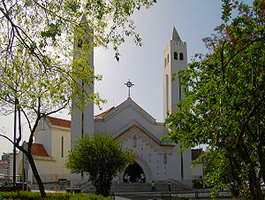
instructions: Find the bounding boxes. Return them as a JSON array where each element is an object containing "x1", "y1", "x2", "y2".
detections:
[{"x1": 124, "y1": 79, "x2": 134, "y2": 98}]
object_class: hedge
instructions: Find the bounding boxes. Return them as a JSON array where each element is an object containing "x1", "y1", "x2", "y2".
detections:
[{"x1": 0, "y1": 191, "x2": 110, "y2": 199}]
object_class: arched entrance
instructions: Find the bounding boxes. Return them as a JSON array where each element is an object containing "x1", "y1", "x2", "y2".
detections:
[{"x1": 123, "y1": 162, "x2": 145, "y2": 183}]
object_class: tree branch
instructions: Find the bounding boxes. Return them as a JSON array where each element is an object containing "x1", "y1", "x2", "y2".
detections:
[
  {"x1": 237, "y1": 96, "x2": 265, "y2": 147},
  {"x1": 224, "y1": 37, "x2": 265, "y2": 69},
  {"x1": 0, "y1": 134, "x2": 14, "y2": 144}
]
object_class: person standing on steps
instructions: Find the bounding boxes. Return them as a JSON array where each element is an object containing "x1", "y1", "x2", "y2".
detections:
[
  {"x1": 151, "y1": 181, "x2": 156, "y2": 192},
  {"x1": 140, "y1": 173, "x2": 145, "y2": 183},
  {"x1": 168, "y1": 180, "x2": 172, "y2": 192}
]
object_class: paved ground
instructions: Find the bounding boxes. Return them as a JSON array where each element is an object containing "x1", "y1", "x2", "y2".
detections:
[
  {"x1": 113, "y1": 192, "x2": 162, "y2": 200},
  {"x1": 31, "y1": 190, "x2": 235, "y2": 200},
  {"x1": 33, "y1": 188, "x2": 234, "y2": 200},
  {"x1": 114, "y1": 196, "x2": 132, "y2": 200}
]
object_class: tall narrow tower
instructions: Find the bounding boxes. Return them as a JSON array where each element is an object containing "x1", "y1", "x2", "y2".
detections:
[
  {"x1": 71, "y1": 16, "x2": 94, "y2": 186},
  {"x1": 163, "y1": 27, "x2": 187, "y2": 121}
]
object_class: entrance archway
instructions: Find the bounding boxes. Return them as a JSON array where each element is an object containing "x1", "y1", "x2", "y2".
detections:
[{"x1": 123, "y1": 162, "x2": 145, "y2": 183}]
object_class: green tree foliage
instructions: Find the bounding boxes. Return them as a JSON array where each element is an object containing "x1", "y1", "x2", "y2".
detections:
[
  {"x1": 165, "y1": 0, "x2": 264, "y2": 198},
  {"x1": 0, "y1": 0, "x2": 156, "y2": 197},
  {"x1": 66, "y1": 132, "x2": 135, "y2": 197},
  {"x1": 0, "y1": 0, "x2": 157, "y2": 64}
]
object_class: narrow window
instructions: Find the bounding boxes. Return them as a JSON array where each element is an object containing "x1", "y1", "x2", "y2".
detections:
[
  {"x1": 166, "y1": 74, "x2": 169, "y2": 114},
  {"x1": 167, "y1": 54, "x2": 169, "y2": 64},
  {"x1": 181, "y1": 152, "x2": 184, "y2": 180},
  {"x1": 174, "y1": 52, "x2": 178, "y2": 60},
  {"x1": 61, "y1": 136, "x2": 64, "y2": 158},
  {"x1": 180, "y1": 53, "x2": 183, "y2": 60},
  {"x1": 164, "y1": 58, "x2": 166, "y2": 67}
]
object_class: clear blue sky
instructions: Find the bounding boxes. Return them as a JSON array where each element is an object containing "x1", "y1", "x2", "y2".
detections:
[{"x1": 0, "y1": 0, "x2": 253, "y2": 157}]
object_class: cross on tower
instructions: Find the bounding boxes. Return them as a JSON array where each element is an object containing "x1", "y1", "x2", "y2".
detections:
[{"x1": 124, "y1": 79, "x2": 134, "y2": 98}]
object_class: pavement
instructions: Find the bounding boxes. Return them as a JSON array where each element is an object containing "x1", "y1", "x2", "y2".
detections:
[
  {"x1": 32, "y1": 188, "x2": 235, "y2": 200},
  {"x1": 115, "y1": 197, "x2": 131, "y2": 200},
  {"x1": 113, "y1": 192, "x2": 162, "y2": 200}
]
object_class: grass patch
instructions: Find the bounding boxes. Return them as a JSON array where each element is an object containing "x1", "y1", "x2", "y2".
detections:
[{"x1": 0, "y1": 191, "x2": 110, "y2": 199}]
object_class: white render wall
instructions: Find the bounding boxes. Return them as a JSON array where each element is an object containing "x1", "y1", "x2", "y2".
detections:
[
  {"x1": 163, "y1": 28, "x2": 187, "y2": 121},
  {"x1": 51, "y1": 127, "x2": 71, "y2": 177},
  {"x1": 35, "y1": 119, "x2": 71, "y2": 179},
  {"x1": 35, "y1": 118, "x2": 53, "y2": 156},
  {"x1": 93, "y1": 98, "x2": 191, "y2": 183},
  {"x1": 95, "y1": 99, "x2": 166, "y2": 140},
  {"x1": 183, "y1": 148, "x2": 192, "y2": 180},
  {"x1": 70, "y1": 17, "x2": 95, "y2": 187},
  {"x1": 118, "y1": 126, "x2": 177, "y2": 182},
  {"x1": 192, "y1": 163, "x2": 204, "y2": 179},
  {"x1": 69, "y1": 26, "x2": 192, "y2": 187}
]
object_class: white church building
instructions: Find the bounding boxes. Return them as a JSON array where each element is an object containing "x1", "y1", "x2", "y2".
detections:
[{"x1": 13, "y1": 27, "x2": 192, "y2": 188}]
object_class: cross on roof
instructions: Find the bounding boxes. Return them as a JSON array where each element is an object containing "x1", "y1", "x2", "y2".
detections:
[{"x1": 124, "y1": 79, "x2": 134, "y2": 98}]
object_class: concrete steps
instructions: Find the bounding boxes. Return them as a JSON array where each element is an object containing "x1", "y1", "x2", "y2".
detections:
[
  {"x1": 81, "y1": 180, "x2": 191, "y2": 193},
  {"x1": 111, "y1": 183, "x2": 151, "y2": 192}
]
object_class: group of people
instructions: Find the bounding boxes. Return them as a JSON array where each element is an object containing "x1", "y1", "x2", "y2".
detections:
[
  {"x1": 123, "y1": 173, "x2": 146, "y2": 184},
  {"x1": 123, "y1": 174, "x2": 131, "y2": 183}
]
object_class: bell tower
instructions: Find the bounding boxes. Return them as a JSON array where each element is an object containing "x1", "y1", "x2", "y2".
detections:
[
  {"x1": 71, "y1": 15, "x2": 94, "y2": 147},
  {"x1": 71, "y1": 16, "x2": 94, "y2": 187},
  {"x1": 163, "y1": 27, "x2": 187, "y2": 121}
]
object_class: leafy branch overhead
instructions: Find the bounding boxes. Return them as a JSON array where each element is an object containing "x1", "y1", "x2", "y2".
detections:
[{"x1": 0, "y1": 0, "x2": 157, "y2": 110}]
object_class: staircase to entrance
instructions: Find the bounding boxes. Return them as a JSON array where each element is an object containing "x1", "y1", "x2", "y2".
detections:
[{"x1": 81, "y1": 180, "x2": 192, "y2": 193}]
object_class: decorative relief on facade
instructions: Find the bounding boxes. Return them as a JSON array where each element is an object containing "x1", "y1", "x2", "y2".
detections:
[
  {"x1": 133, "y1": 134, "x2": 137, "y2": 148},
  {"x1": 163, "y1": 153, "x2": 167, "y2": 164},
  {"x1": 117, "y1": 125, "x2": 174, "y2": 155}
]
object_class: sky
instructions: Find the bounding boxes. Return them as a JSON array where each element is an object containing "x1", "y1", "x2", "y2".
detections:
[{"x1": 0, "y1": 0, "x2": 253, "y2": 157}]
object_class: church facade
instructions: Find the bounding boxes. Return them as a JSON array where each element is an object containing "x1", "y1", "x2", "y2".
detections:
[
  {"x1": 70, "y1": 26, "x2": 192, "y2": 187},
  {"x1": 13, "y1": 27, "x2": 192, "y2": 187}
]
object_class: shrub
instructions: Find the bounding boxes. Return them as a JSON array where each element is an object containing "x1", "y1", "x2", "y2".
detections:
[{"x1": 0, "y1": 191, "x2": 110, "y2": 199}]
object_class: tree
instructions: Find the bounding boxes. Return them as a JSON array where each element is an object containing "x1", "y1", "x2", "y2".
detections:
[
  {"x1": 66, "y1": 132, "x2": 135, "y2": 197},
  {"x1": 164, "y1": 0, "x2": 264, "y2": 199},
  {"x1": 0, "y1": 46, "x2": 76, "y2": 197},
  {"x1": 0, "y1": 0, "x2": 156, "y2": 197}
]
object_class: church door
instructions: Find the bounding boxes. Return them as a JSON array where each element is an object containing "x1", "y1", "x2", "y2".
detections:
[{"x1": 123, "y1": 163, "x2": 145, "y2": 183}]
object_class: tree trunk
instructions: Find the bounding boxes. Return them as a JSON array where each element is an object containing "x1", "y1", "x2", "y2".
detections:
[
  {"x1": 27, "y1": 152, "x2": 46, "y2": 197},
  {"x1": 257, "y1": 135, "x2": 265, "y2": 182},
  {"x1": 237, "y1": 142, "x2": 264, "y2": 199},
  {"x1": 248, "y1": 165, "x2": 264, "y2": 200}
]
